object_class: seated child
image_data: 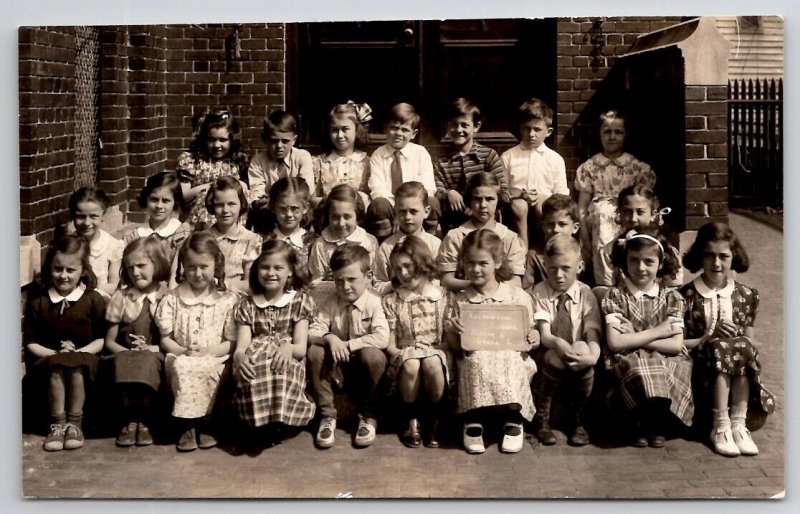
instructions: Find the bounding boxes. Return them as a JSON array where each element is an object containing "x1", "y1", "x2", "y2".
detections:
[
  {"x1": 308, "y1": 184, "x2": 378, "y2": 282},
  {"x1": 602, "y1": 227, "x2": 692, "y2": 449},
  {"x1": 307, "y1": 244, "x2": 389, "y2": 448},
  {"x1": 69, "y1": 187, "x2": 123, "y2": 297},
  {"x1": 594, "y1": 185, "x2": 682, "y2": 289},
  {"x1": 445, "y1": 229, "x2": 539, "y2": 454},
  {"x1": 311, "y1": 102, "x2": 372, "y2": 209},
  {"x1": 530, "y1": 235, "x2": 601, "y2": 446},
  {"x1": 375, "y1": 181, "x2": 442, "y2": 283},
  {"x1": 248, "y1": 111, "x2": 314, "y2": 233},
  {"x1": 262, "y1": 177, "x2": 319, "y2": 269},
  {"x1": 437, "y1": 172, "x2": 525, "y2": 292},
  {"x1": 382, "y1": 236, "x2": 450, "y2": 448},
  {"x1": 434, "y1": 98, "x2": 508, "y2": 235},
  {"x1": 522, "y1": 194, "x2": 581, "y2": 291},
  {"x1": 366, "y1": 103, "x2": 440, "y2": 239},
  {"x1": 501, "y1": 98, "x2": 569, "y2": 248}
]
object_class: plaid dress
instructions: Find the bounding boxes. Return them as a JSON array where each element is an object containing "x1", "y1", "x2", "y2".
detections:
[
  {"x1": 602, "y1": 281, "x2": 694, "y2": 425},
  {"x1": 233, "y1": 291, "x2": 316, "y2": 427}
]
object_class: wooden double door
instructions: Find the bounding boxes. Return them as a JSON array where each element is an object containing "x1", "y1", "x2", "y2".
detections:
[{"x1": 287, "y1": 19, "x2": 557, "y2": 156}]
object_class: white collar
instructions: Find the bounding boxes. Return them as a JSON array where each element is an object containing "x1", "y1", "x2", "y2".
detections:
[
  {"x1": 460, "y1": 220, "x2": 510, "y2": 239},
  {"x1": 594, "y1": 152, "x2": 632, "y2": 167},
  {"x1": 89, "y1": 230, "x2": 114, "y2": 257},
  {"x1": 49, "y1": 283, "x2": 86, "y2": 304},
  {"x1": 124, "y1": 283, "x2": 167, "y2": 304},
  {"x1": 137, "y1": 217, "x2": 182, "y2": 238},
  {"x1": 211, "y1": 223, "x2": 243, "y2": 242},
  {"x1": 321, "y1": 226, "x2": 362, "y2": 244},
  {"x1": 396, "y1": 283, "x2": 444, "y2": 302},
  {"x1": 544, "y1": 281, "x2": 581, "y2": 302},
  {"x1": 274, "y1": 227, "x2": 308, "y2": 248},
  {"x1": 252, "y1": 290, "x2": 297, "y2": 308},
  {"x1": 175, "y1": 283, "x2": 224, "y2": 306},
  {"x1": 693, "y1": 275, "x2": 735, "y2": 299},
  {"x1": 464, "y1": 282, "x2": 510, "y2": 304},
  {"x1": 326, "y1": 151, "x2": 367, "y2": 164},
  {"x1": 623, "y1": 277, "x2": 660, "y2": 299}
]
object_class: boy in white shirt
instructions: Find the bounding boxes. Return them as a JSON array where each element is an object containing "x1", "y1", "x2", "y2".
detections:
[
  {"x1": 501, "y1": 98, "x2": 569, "y2": 248},
  {"x1": 366, "y1": 103, "x2": 440, "y2": 240}
]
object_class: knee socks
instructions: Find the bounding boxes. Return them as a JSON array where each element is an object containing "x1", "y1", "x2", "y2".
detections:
[{"x1": 533, "y1": 366, "x2": 563, "y2": 422}]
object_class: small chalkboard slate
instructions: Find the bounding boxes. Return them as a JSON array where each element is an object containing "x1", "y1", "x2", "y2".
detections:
[{"x1": 460, "y1": 304, "x2": 529, "y2": 351}]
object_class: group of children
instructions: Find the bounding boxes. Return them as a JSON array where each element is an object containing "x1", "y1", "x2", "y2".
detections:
[{"x1": 23, "y1": 98, "x2": 774, "y2": 460}]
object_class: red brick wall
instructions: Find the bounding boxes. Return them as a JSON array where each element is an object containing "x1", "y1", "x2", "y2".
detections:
[{"x1": 19, "y1": 27, "x2": 78, "y2": 244}]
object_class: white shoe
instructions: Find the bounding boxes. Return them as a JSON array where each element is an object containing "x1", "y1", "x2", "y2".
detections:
[
  {"x1": 463, "y1": 423, "x2": 485, "y2": 454},
  {"x1": 711, "y1": 425, "x2": 740, "y2": 457},
  {"x1": 315, "y1": 417, "x2": 336, "y2": 449},
  {"x1": 732, "y1": 423, "x2": 759, "y2": 456},
  {"x1": 500, "y1": 423, "x2": 524, "y2": 453},
  {"x1": 353, "y1": 417, "x2": 377, "y2": 448}
]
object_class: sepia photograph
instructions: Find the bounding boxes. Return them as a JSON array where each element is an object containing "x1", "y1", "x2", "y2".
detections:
[{"x1": 18, "y1": 12, "x2": 784, "y2": 500}]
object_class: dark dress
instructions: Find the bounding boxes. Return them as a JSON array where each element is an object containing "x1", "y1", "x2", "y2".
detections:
[
  {"x1": 106, "y1": 291, "x2": 165, "y2": 392},
  {"x1": 680, "y1": 277, "x2": 775, "y2": 429},
  {"x1": 23, "y1": 287, "x2": 107, "y2": 381}
]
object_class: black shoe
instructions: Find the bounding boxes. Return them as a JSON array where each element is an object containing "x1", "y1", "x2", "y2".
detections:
[
  {"x1": 533, "y1": 416, "x2": 557, "y2": 445},
  {"x1": 648, "y1": 434, "x2": 666, "y2": 448},
  {"x1": 401, "y1": 419, "x2": 421, "y2": 448},
  {"x1": 424, "y1": 418, "x2": 440, "y2": 448},
  {"x1": 569, "y1": 424, "x2": 590, "y2": 447}
]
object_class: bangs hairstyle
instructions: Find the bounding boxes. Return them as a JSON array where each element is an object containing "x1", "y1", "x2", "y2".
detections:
[
  {"x1": 542, "y1": 194, "x2": 579, "y2": 224},
  {"x1": 683, "y1": 222, "x2": 750, "y2": 274},
  {"x1": 190, "y1": 107, "x2": 244, "y2": 161},
  {"x1": 137, "y1": 171, "x2": 187, "y2": 214},
  {"x1": 323, "y1": 184, "x2": 366, "y2": 227},
  {"x1": 610, "y1": 227, "x2": 680, "y2": 279},
  {"x1": 326, "y1": 103, "x2": 369, "y2": 150},
  {"x1": 269, "y1": 177, "x2": 313, "y2": 229},
  {"x1": 393, "y1": 181, "x2": 429, "y2": 206},
  {"x1": 389, "y1": 235, "x2": 437, "y2": 288},
  {"x1": 249, "y1": 240, "x2": 311, "y2": 294},
  {"x1": 120, "y1": 237, "x2": 171, "y2": 288},
  {"x1": 387, "y1": 102, "x2": 420, "y2": 130},
  {"x1": 617, "y1": 184, "x2": 659, "y2": 212},
  {"x1": 262, "y1": 110, "x2": 297, "y2": 140},
  {"x1": 175, "y1": 231, "x2": 227, "y2": 291},
  {"x1": 599, "y1": 109, "x2": 627, "y2": 129},
  {"x1": 205, "y1": 176, "x2": 249, "y2": 218},
  {"x1": 460, "y1": 228, "x2": 514, "y2": 282},
  {"x1": 446, "y1": 97, "x2": 482, "y2": 125},
  {"x1": 330, "y1": 243, "x2": 372, "y2": 274},
  {"x1": 40, "y1": 235, "x2": 98, "y2": 291},
  {"x1": 68, "y1": 186, "x2": 110, "y2": 216},
  {"x1": 465, "y1": 172, "x2": 501, "y2": 205},
  {"x1": 544, "y1": 233, "x2": 581, "y2": 259},
  {"x1": 516, "y1": 98, "x2": 553, "y2": 128}
]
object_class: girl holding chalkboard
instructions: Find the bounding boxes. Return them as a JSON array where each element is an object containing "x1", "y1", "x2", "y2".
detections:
[{"x1": 445, "y1": 229, "x2": 539, "y2": 454}]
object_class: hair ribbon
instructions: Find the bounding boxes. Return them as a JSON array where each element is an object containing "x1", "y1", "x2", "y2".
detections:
[
  {"x1": 617, "y1": 230, "x2": 664, "y2": 254},
  {"x1": 346, "y1": 100, "x2": 373, "y2": 124}
]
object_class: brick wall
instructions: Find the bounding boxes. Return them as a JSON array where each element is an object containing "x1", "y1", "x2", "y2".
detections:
[
  {"x1": 19, "y1": 27, "x2": 78, "y2": 243},
  {"x1": 685, "y1": 85, "x2": 730, "y2": 229}
]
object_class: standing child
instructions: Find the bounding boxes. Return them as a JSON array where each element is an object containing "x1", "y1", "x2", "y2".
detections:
[
  {"x1": 104, "y1": 238, "x2": 170, "y2": 447},
  {"x1": 530, "y1": 235, "x2": 601, "y2": 446},
  {"x1": 501, "y1": 98, "x2": 569, "y2": 247},
  {"x1": 24, "y1": 236, "x2": 107, "y2": 451},
  {"x1": 594, "y1": 185, "x2": 682, "y2": 288},
  {"x1": 602, "y1": 227, "x2": 692, "y2": 448},
  {"x1": 122, "y1": 171, "x2": 190, "y2": 263},
  {"x1": 383, "y1": 237, "x2": 450, "y2": 448},
  {"x1": 374, "y1": 181, "x2": 441, "y2": 283},
  {"x1": 366, "y1": 103, "x2": 440, "y2": 239},
  {"x1": 680, "y1": 223, "x2": 774, "y2": 456},
  {"x1": 200, "y1": 176, "x2": 262, "y2": 294},
  {"x1": 261, "y1": 177, "x2": 319, "y2": 269},
  {"x1": 232, "y1": 241, "x2": 317, "y2": 445},
  {"x1": 308, "y1": 184, "x2": 378, "y2": 282},
  {"x1": 522, "y1": 194, "x2": 581, "y2": 291},
  {"x1": 248, "y1": 111, "x2": 314, "y2": 233},
  {"x1": 176, "y1": 108, "x2": 250, "y2": 227},
  {"x1": 575, "y1": 111, "x2": 656, "y2": 280},
  {"x1": 437, "y1": 172, "x2": 525, "y2": 292},
  {"x1": 156, "y1": 232, "x2": 239, "y2": 452},
  {"x1": 434, "y1": 98, "x2": 508, "y2": 235},
  {"x1": 307, "y1": 244, "x2": 389, "y2": 448},
  {"x1": 445, "y1": 229, "x2": 539, "y2": 454},
  {"x1": 69, "y1": 187, "x2": 123, "y2": 297},
  {"x1": 311, "y1": 102, "x2": 372, "y2": 209}
]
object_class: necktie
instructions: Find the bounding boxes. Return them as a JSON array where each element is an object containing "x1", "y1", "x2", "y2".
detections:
[
  {"x1": 343, "y1": 304, "x2": 356, "y2": 339},
  {"x1": 553, "y1": 293, "x2": 573, "y2": 343},
  {"x1": 278, "y1": 160, "x2": 290, "y2": 178},
  {"x1": 390, "y1": 150, "x2": 403, "y2": 195}
]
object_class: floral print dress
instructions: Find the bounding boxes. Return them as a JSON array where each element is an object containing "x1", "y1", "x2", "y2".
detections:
[{"x1": 176, "y1": 151, "x2": 244, "y2": 227}]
